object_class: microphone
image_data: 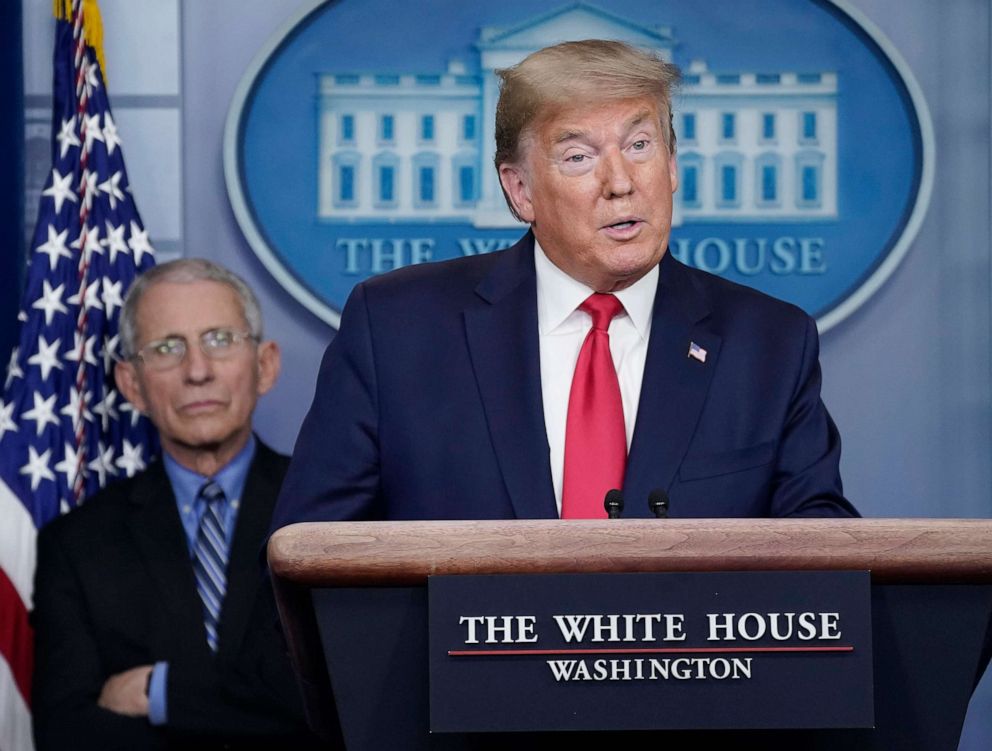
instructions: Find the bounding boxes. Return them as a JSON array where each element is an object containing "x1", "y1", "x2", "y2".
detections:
[
  {"x1": 648, "y1": 489, "x2": 669, "y2": 519},
  {"x1": 603, "y1": 489, "x2": 624, "y2": 519}
]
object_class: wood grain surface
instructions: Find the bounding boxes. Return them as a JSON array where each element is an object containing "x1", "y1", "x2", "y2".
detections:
[{"x1": 268, "y1": 518, "x2": 992, "y2": 586}]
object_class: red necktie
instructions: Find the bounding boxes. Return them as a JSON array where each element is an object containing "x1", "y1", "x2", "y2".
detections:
[{"x1": 561, "y1": 293, "x2": 626, "y2": 519}]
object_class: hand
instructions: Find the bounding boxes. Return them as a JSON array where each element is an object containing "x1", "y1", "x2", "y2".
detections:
[{"x1": 97, "y1": 665, "x2": 154, "y2": 717}]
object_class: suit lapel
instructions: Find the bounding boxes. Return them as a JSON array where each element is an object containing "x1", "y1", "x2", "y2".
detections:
[
  {"x1": 624, "y1": 253, "x2": 722, "y2": 514},
  {"x1": 464, "y1": 235, "x2": 558, "y2": 519},
  {"x1": 126, "y1": 464, "x2": 211, "y2": 654},
  {"x1": 217, "y1": 442, "x2": 282, "y2": 656}
]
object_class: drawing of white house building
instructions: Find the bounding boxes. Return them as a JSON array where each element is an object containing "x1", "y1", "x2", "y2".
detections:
[{"x1": 316, "y1": 2, "x2": 837, "y2": 228}]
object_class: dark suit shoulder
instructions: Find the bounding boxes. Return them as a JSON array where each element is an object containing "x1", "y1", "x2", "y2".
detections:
[
  {"x1": 37, "y1": 464, "x2": 165, "y2": 546},
  {"x1": 363, "y1": 245, "x2": 502, "y2": 294},
  {"x1": 683, "y1": 256, "x2": 807, "y2": 315},
  {"x1": 668, "y1": 253, "x2": 812, "y2": 338},
  {"x1": 251, "y1": 440, "x2": 290, "y2": 479},
  {"x1": 357, "y1": 233, "x2": 531, "y2": 315}
]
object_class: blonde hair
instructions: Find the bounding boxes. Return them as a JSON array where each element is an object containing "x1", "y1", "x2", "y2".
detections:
[{"x1": 495, "y1": 39, "x2": 680, "y2": 168}]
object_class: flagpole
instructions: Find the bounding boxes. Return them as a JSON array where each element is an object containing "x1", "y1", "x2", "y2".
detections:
[{"x1": 69, "y1": 0, "x2": 95, "y2": 505}]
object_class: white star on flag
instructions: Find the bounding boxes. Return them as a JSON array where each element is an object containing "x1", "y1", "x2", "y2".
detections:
[
  {"x1": 4, "y1": 347, "x2": 23, "y2": 389},
  {"x1": 21, "y1": 392, "x2": 60, "y2": 437},
  {"x1": 42, "y1": 169, "x2": 78, "y2": 214},
  {"x1": 80, "y1": 168, "x2": 99, "y2": 212},
  {"x1": 83, "y1": 112, "x2": 105, "y2": 153},
  {"x1": 20, "y1": 446, "x2": 56, "y2": 491},
  {"x1": 87, "y1": 441, "x2": 118, "y2": 487},
  {"x1": 127, "y1": 221, "x2": 155, "y2": 264},
  {"x1": 64, "y1": 333, "x2": 99, "y2": 367},
  {"x1": 102, "y1": 112, "x2": 122, "y2": 155},
  {"x1": 54, "y1": 442, "x2": 87, "y2": 489},
  {"x1": 82, "y1": 59, "x2": 101, "y2": 99},
  {"x1": 56, "y1": 116, "x2": 81, "y2": 158},
  {"x1": 67, "y1": 279, "x2": 105, "y2": 312},
  {"x1": 35, "y1": 225, "x2": 73, "y2": 270},
  {"x1": 98, "y1": 170, "x2": 124, "y2": 210},
  {"x1": 101, "y1": 334, "x2": 120, "y2": 374},
  {"x1": 102, "y1": 279, "x2": 124, "y2": 318},
  {"x1": 61, "y1": 386, "x2": 95, "y2": 427},
  {"x1": 31, "y1": 280, "x2": 69, "y2": 326},
  {"x1": 119, "y1": 399, "x2": 142, "y2": 428},
  {"x1": 27, "y1": 336, "x2": 64, "y2": 381},
  {"x1": 102, "y1": 221, "x2": 129, "y2": 262},
  {"x1": 115, "y1": 439, "x2": 147, "y2": 478},
  {"x1": 0, "y1": 400, "x2": 17, "y2": 442},
  {"x1": 71, "y1": 223, "x2": 104, "y2": 260},
  {"x1": 92, "y1": 388, "x2": 118, "y2": 431}
]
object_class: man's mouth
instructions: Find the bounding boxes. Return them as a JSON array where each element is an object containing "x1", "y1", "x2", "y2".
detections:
[
  {"x1": 180, "y1": 400, "x2": 224, "y2": 413},
  {"x1": 602, "y1": 218, "x2": 642, "y2": 237}
]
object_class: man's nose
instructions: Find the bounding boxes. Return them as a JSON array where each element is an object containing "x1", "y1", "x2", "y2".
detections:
[
  {"x1": 599, "y1": 149, "x2": 634, "y2": 199},
  {"x1": 181, "y1": 343, "x2": 214, "y2": 382}
]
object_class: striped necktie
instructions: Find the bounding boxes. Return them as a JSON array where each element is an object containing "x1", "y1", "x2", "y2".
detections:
[{"x1": 192, "y1": 480, "x2": 228, "y2": 653}]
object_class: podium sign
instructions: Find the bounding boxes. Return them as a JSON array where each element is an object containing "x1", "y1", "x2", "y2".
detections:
[{"x1": 429, "y1": 571, "x2": 873, "y2": 732}]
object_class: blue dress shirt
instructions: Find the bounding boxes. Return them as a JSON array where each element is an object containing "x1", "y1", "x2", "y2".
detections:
[{"x1": 147, "y1": 436, "x2": 256, "y2": 725}]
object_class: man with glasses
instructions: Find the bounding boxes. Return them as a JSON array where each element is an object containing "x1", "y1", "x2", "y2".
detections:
[{"x1": 31, "y1": 259, "x2": 322, "y2": 750}]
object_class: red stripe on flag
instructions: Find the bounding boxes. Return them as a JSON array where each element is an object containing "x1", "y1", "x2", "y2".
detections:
[{"x1": 0, "y1": 567, "x2": 32, "y2": 706}]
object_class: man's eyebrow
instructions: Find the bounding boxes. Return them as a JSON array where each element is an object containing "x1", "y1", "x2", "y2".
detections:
[
  {"x1": 550, "y1": 110, "x2": 656, "y2": 145},
  {"x1": 626, "y1": 111, "x2": 653, "y2": 130},
  {"x1": 149, "y1": 324, "x2": 231, "y2": 341},
  {"x1": 551, "y1": 129, "x2": 586, "y2": 145},
  {"x1": 149, "y1": 331, "x2": 186, "y2": 341}
]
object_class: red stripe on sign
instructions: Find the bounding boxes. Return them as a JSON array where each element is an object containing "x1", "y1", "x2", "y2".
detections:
[
  {"x1": 448, "y1": 645, "x2": 855, "y2": 657},
  {"x1": 0, "y1": 567, "x2": 32, "y2": 705}
]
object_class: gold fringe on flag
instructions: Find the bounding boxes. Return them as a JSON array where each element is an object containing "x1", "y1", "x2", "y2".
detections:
[{"x1": 53, "y1": 0, "x2": 108, "y2": 83}]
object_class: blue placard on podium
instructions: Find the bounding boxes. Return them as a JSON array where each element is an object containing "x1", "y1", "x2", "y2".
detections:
[{"x1": 429, "y1": 570, "x2": 873, "y2": 732}]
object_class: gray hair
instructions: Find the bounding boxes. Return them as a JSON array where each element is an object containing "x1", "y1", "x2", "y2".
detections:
[
  {"x1": 494, "y1": 39, "x2": 681, "y2": 220},
  {"x1": 119, "y1": 258, "x2": 264, "y2": 359}
]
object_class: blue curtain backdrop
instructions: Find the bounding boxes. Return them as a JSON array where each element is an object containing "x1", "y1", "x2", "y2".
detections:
[{"x1": 0, "y1": 0, "x2": 25, "y2": 368}]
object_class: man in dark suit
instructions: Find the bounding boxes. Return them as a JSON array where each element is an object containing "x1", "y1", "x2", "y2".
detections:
[
  {"x1": 32, "y1": 259, "x2": 322, "y2": 749},
  {"x1": 271, "y1": 40, "x2": 857, "y2": 529}
]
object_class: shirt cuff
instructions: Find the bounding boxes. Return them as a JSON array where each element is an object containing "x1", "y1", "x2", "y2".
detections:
[{"x1": 147, "y1": 661, "x2": 168, "y2": 725}]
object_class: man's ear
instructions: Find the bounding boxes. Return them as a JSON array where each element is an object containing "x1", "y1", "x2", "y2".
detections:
[
  {"x1": 255, "y1": 340, "x2": 281, "y2": 397},
  {"x1": 498, "y1": 163, "x2": 535, "y2": 223},
  {"x1": 114, "y1": 360, "x2": 147, "y2": 414}
]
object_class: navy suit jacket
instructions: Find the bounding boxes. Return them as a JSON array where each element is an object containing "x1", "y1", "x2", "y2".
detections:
[
  {"x1": 32, "y1": 442, "x2": 322, "y2": 750},
  {"x1": 272, "y1": 233, "x2": 856, "y2": 528}
]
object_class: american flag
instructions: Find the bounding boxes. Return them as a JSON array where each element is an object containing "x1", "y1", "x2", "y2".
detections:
[
  {"x1": 0, "y1": 2, "x2": 157, "y2": 748},
  {"x1": 688, "y1": 341, "x2": 708, "y2": 364}
]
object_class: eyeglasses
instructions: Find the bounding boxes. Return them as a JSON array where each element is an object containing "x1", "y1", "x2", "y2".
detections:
[{"x1": 133, "y1": 328, "x2": 259, "y2": 371}]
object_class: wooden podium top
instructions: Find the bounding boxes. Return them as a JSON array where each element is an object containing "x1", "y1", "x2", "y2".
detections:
[{"x1": 268, "y1": 518, "x2": 992, "y2": 586}]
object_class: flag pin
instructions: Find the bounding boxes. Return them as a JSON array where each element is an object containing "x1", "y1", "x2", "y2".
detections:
[{"x1": 688, "y1": 341, "x2": 707, "y2": 363}]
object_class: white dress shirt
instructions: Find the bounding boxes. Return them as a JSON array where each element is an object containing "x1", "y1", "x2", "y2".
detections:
[{"x1": 534, "y1": 241, "x2": 658, "y2": 515}]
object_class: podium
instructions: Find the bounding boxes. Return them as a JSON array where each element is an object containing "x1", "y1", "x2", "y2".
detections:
[{"x1": 268, "y1": 519, "x2": 992, "y2": 750}]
